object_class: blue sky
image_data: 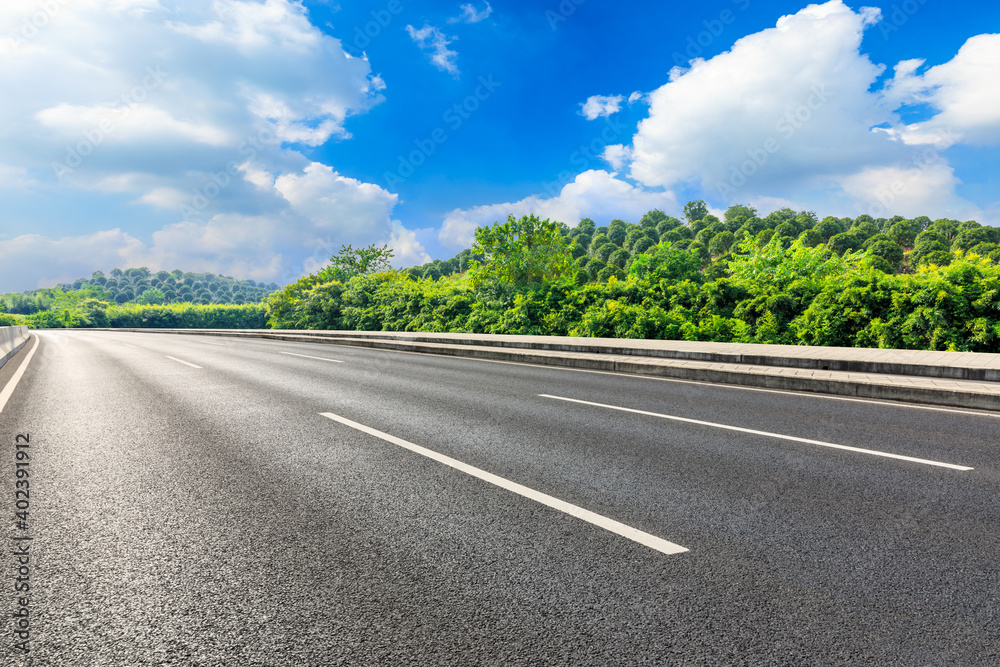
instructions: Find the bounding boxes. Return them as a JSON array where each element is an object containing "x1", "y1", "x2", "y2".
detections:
[{"x1": 1, "y1": 0, "x2": 998, "y2": 291}]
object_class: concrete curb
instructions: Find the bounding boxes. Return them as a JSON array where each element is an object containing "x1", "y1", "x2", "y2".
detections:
[{"x1": 97, "y1": 328, "x2": 1000, "y2": 412}]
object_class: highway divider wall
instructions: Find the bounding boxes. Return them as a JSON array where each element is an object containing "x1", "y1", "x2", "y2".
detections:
[{"x1": 0, "y1": 326, "x2": 29, "y2": 370}]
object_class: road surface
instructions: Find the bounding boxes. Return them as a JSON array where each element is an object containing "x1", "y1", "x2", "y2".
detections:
[{"x1": 2, "y1": 330, "x2": 999, "y2": 665}]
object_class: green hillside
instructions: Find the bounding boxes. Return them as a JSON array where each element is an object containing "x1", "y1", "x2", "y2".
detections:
[{"x1": 2, "y1": 268, "x2": 278, "y2": 314}]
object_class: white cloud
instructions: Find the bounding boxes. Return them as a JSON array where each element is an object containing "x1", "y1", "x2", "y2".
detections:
[
  {"x1": 406, "y1": 24, "x2": 460, "y2": 77},
  {"x1": 449, "y1": 2, "x2": 492, "y2": 24},
  {"x1": 614, "y1": 0, "x2": 989, "y2": 219},
  {"x1": 1, "y1": 195, "x2": 430, "y2": 290},
  {"x1": 879, "y1": 34, "x2": 1000, "y2": 147},
  {"x1": 836, "y1": 163, "x2": 979, "y2": 220},
  {"x1": 138, "y1": 186, "x2": 189, "y2": 208},
  {"x1": 0, "y1": 0, "x2": 402, "y2": 291},
  {"x1": 627, "y1": 91, "x2": 645, "y2": 105},
  {"x1": 36, "y1": 102, "x2": 232, "y2": 147},
  {"x1": 384, "y1": 221, "x2": 432, "y2": 267},
  {"x1": 629, "y1": 1, "x2": 889, "y2": 195},
  {"x1": 272, "y1": 162, "x2": 399, "y2": 239},
  {"x1": 602, "y1": 144, "x2": 632, "y2": 170},
  {"x1": 438, "y1": 170, "x2": 678, "y2": 249},
  {"x1": 167, "y1": 0, "x2": 322, "y2": 52},
  {"x1": 0, "y1": 218, "x2": 289, "y2": 290},
  {"x1": 0, "y1": 229, "x2": 149, "y2": 290},
  {"x1": 0, "y1": 164, "x2": 37, "y2": 189},
  {"x1": 580, "y1": 95, "x2": 625, "y2": 121}
]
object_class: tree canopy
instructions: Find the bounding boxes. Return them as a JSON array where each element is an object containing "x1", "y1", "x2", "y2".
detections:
[{"x1": 469, "y1": 215, "x2": 576, "y2": 289}]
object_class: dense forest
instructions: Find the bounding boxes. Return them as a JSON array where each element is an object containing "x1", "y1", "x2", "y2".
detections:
[
  {"x1": 1, "y1": 268, "x2": 277, "y2": 315},
  {"x1": 266, "y1": 203, "x2": 1000, "y2": 352},
  {"x1": 8, "y1": 202, "x2": 1000, "y2": 352}
]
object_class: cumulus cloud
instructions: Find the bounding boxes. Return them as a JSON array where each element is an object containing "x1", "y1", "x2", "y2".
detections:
[
  {"x1": 384, "y1": 221, "x2": 432, "y2": 267},
  {"x1": 1, "y1": 0, "x2": 381, "y2": 180},
  {"x1": 272, "y1": 162, "x2": 399, "y2": 239},
  {"x1": 167, "y1": 0, "x2": 322, "y2": 52},
  {"x1": 1, "y1": 190, "x2": 428, "y2": 291},
  {"x1": 836, "y1": 163, "x2": 979, "y2": 221},
  {"x1": 0, "y1": 218, "x2": 285, "y2": 290},
  {"x1": 629, "y1": 1, "x2": 889, "y2": 195},
  {"x1": 0, "y1": 229, "x2": 150, "y2": 290},
  {"x1": 0, "y1": 0, "x2": 408, "y2": 291},
  {"x1": 580, "y1": 95, "x2": 625, "y2": 120},
  {"x1": 438, "y1": 170, "x2": 678, "y2": 249},
  {"x1": 878, "y1": 34, "x2": 1000, "y2": 147},
  {"x1": 449, "y1": 2, "x2": 492, "y2": 24},
  {"x1": 406, "y1": 24, "x2": 460, "y2": 77},
  {"x1": 602, "y1": 145, "x2": 632, "y2": 171},
  {"x1": 616, "y1": 0, "x2": 990, "y2": 219}
]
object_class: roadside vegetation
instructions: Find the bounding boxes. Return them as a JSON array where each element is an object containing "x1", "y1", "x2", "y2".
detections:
[
  {"x1": 1, "y1": 269, "x2": 274, "y2": 329},
  {"x1": 7, "y1": 202, "x2": 1000, "y2": 352},
  {"x1": 266, "y1": 204, "x2": 1000, "y2": 352}
]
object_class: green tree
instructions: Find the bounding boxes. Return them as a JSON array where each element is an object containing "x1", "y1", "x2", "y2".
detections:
[
  {"x1": 709, "y1": 231, "x2": 736, "y2": 256},
  {"x1": 774, "y1": 222, "x2": 798, "y2": 239},
  {"x1": 815, "y1": 217, "x2": 844, "y2": 240},
  {"x1": 953, "y1": 228, "x2": 995, "y2": 253},
  {"x1": 723, "y1": 204, "x2": 757, "y2": 232},
  {"x1": 577, "y1": 218, "x2": 597, "y2": 235},
  {"x1": 586, "y1": 258, "x2": 607, "y2": 281},
  {"x1": 639, "y1": 209, "x2": 668, "y2": 229},
  {"x1": 928, "y1": 219, "x2": 960, "y2": 240},
  {"x1": 910, "y1": 231, "x2": 951, "y2": 266},
  {"x1": 137, "y1": 288, "x2": 166, "y2": 305},
  {"x1": 886, "y1": 220, "x2": 921, "y2": 247},
  {"x1": 607, "y1": 226, "x2": 628, "y2": 245},
  {"x1": 595, "y1": 243, "x2": 617, "y2": 262},
  {"x1": 656, "y1": 217, "x2": 682, "y2": 235},
  {"x1": 588, "y1": 233, "x2": 610, "y2": 254},
  {"x1": 469, "y1": 215, "x2": 576, "y2": 289},
  {"x1": 683, "y1": 200, "x2": 709, "y2": 223},
  {"x1": 828, "y1": 232, "x2": 862, "y2": 255},
  {"x1": 798, "y1": 229, "x2": 824, "y2": 248},
  {"x1": 632, "y1": 237, "x2": 656, "y2": 255},
  {"x1": 77, "y1": 299, "x2": 111, "y2": 327},
  {"x1": 867, "y1": 239, "x2": 905, "y2": 271},
  {"x1": 850, "y1": 220, "x2": 879, "y2": 242},
  {"x1": 317, "y1": 244, "x2": 395, "y2": 282},
  {"x1": 608, "y1": 248, "x2": 630, "y2": 269}
]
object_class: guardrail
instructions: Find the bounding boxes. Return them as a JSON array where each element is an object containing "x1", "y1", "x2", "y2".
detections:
[{"x1": 0, "y1": 325, "x2": 29, "y2": 370}]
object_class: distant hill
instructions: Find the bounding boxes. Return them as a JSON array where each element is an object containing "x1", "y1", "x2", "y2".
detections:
[{"x1": 2, "y1": 268, "x2": 279, "y2": 314}]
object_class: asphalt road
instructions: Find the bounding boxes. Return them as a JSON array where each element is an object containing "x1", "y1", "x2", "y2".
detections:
[{"x1": 2, "y1": 330, "x2": 999, "y2": 665}]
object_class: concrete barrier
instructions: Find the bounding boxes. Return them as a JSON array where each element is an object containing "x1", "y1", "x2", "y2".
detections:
[
  {"x1": 97, "y1": 328, "x2": 1000, "y2": 411},
  {"x1": 0, "y1": 326, "x2": 29, "y2": 370}
]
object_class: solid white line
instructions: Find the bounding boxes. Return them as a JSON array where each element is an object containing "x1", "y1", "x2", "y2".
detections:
[
  {"x1": 165, "y1": 356, "x2": 202, "y2": 369},
  {"x1": 319, "y1": 412, "x2": 689, "y2": 556},
  {"x1": 200, "y1": 340, "x2": 227, "y2": 346},
  {"x1": 280, "y1": 351, "x2": 344, "y2": 363},
  {"x1": 540, "y1": 394, "x2": 974, "y2": 471},
  {"x1": 333, "y1": 345, "x2": 1000, "y2": 419},
  {"x1": 0, "y1": 337, "x2": 39, "y2": 414}
]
